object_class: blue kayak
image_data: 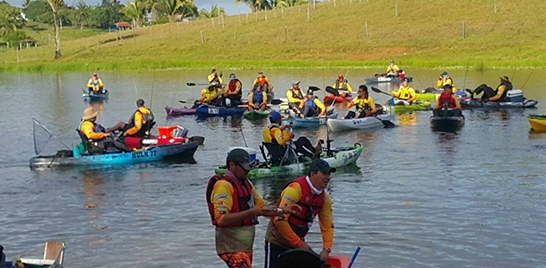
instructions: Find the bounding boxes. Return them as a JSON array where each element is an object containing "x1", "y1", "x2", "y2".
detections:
[
  {"x1": 195, "y1": 105, "x2": 245, "y2": 117},
  {"x1": 283, "y1": 112, "x2": 338, "y2": 128},
  {"x1": 29, "y1": 142, "x2": 198, "y2": 168},
  {"x1": 82, "y1": 89, "x2": 109, "y2": 100}
]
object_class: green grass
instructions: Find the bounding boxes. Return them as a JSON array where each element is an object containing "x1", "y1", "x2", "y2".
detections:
[{"x1": 2, "y1": 0, "x2": 546, "y2": 72}]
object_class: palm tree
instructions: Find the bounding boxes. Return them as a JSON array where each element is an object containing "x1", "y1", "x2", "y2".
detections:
[
  {"x1": 157, "y1": 0, "x2": 196, "y2": 22},
  {"x1": 121, "y1": 1, "x2": 145, "y2": 27},
  {"x1": 46, "y1": 0, "x2": 64, "y2": 58},
  {"x1": 235, "y1": 0, "x2": 270, "y2": 12},
  {"x1": 75, "y1": 1, "x2": 89, "y2": 31}
]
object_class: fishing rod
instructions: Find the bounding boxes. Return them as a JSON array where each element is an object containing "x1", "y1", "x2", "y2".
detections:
[{"x1": 520, "y1": 69, "x2": 534, "y2": 90}]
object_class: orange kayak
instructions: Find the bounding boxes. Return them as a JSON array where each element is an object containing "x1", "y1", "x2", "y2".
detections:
[{"x1": 326, "y1": 255, "x2": 351, "y2": 268}]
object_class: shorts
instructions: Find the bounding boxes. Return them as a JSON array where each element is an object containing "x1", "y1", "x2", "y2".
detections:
[{"x1": 218, "y1": 252, "x2": 253, "y2": 268}]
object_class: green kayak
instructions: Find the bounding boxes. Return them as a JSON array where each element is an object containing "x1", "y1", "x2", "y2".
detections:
[
  {"x1": 415, "y1": 93, "x2": 438, "y2": 101},
  {"x1": 215, "y1": 143, "x2": 363, "y2": 180},
  {"x1": 243, "y1": 109, "x2": 271, "y2": 119},
  {"x1": 388, "y1": 100, "x2": 432, "y2": 112}
]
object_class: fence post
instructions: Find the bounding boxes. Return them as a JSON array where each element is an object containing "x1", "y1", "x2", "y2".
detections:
[
  {"x1": 246, "y1": 13, "x2": 249, "y2": 24},
  {"x1": 282, "y1": 7, "x2": 284, "y2": 18},
  {"x1": 211, "y1": 18, "x2": 215, "y2": 29},
  {"x1": 395, "y1": 3, "x2": 398, "y2": 17},
  {"x1": 274, "y1": 8, "x2": 276, "y2": 18},
  {"x1": 494, "y1": 0, "x2": 497, "y2": 14},
  {"x1": 256, "y1": 10, "x2": 258, "y2": 22},
  {"x1": 462, "y1": 21, "x2": 466, "y2": 39},
  {"x1": 265, "y1": 9, "x2": 268, "y2": 21},
  {"x1": 200, "y1": 30, "x2": 205, "y2": 43},
  {"x1": 284, "y1": 25, "x2": 288, "y2": 41},
  {"x1": 313, "y1": 0, "x2": 316, "y2": 9},
  {"x1": 365, "y1": 21, "x2": 368, "y2": 38},
  {"x1": 239, "y1": 12, "x2": 242, "y2": 25},
  {"x1": 222, "y1": 14, "x2": 225, "y2": 29}
]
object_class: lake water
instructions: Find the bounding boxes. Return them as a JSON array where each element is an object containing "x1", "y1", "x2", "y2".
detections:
[{"x1": 1, "y1": 69, "x2": 546, "y2": 267}]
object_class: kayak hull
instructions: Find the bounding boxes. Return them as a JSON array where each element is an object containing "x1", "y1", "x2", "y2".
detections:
[
  {"x1": 323, "y1": 95, "x2": 352, "y2": 104},
  {"x1": 283, "y1": 112, "x2": 338, "y2": 128},
  {"x1": 528, "y1": 114, "x2": 546, "y2": 131},
  {"x1": 82, "y1": 90, "x2": 109, "y2": 100},
  {"x1": 430, "y1": 116, "x2": 465, "y2": 132},
  {"x1": 215, "y1": 143, "x2": 362, "y2": 180},
  {"x1": 243, "y1": 109, "x2": 271, "y2": 119},
  {"x1": 460, "y1": 99, "x2": 538, "y2": 109},
  {"x1": 29, "y1": 142, "x2": 198, "y2": 168},
  {"x1": 326, "y1": 114, "x2": 392, "y2": 132},
  {"x1": 365, "y1": 76, "x2": 413, "y2": 84},
  {"x1": 416, "y1": 92, "x2": 439, "y2": 101},
  {"x1": 165, "y1": 106, "x2": 196, "y2": 116},
  {"x1": 389, "y1": 100, "x2": 432, "y2": 112},
  {"x1": 196, "y1": 105, "x2": 245, "y2": 117}
]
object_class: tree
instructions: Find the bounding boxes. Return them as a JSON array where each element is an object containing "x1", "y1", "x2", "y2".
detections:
[
  {"x1": 74, "y1": 1, "x2": 89, "y2": 30},
  {"x1": 235, "y1": 0, "x2": 270, "y2": 12},
  {"x1": 271, "y1": 0, "x2": 306, "y2": 8},
  {"x1": 0, "y1": 3, "x2": 25, "y2": 36},
  {"x1": 120, "y1": 1, "x2": 145, "y2": 27},
  {"x1": 46, "y1": 0, "x2": 64, "y2": 58},
  {"x1": 2, "y1": 29, "x2": 30, "y2": 46},
  {"x1": 198, "y1": 5, "x2": 225, "y2": 19},
  {"x1": 158, "y1": 0, "x2": 197, "y2": 22}
]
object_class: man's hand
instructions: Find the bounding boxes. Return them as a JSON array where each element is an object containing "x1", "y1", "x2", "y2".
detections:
[
  {"x1": 281, "y1": 204, "x2": 302, "y2": 215},
  {"x1": 319, "y1": 249, "x2": 330, "y2": 260}
]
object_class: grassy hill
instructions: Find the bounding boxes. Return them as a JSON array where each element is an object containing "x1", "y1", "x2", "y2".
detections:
[{"x1": 2, "y1": 0, "x2": 546, "y2": 72}]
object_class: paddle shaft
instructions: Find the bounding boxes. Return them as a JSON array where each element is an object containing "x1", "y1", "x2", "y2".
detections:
[
  {"x1": 347, "y1": 246, "x2": 361, "y2": 268},
  {"x1": 371, "y1": 87, "x2": 392, "y2": 96},
  {"x1": 186, "y1": 82, "x2": 209, "y2": 86}
]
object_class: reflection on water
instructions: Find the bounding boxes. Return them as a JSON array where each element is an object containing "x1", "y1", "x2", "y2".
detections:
[{"x1": 396, "y1": 111, "x2": 417, "y2": 125}]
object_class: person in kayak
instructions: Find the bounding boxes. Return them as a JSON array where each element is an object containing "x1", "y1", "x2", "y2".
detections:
[
  {"x1": 436, "y1": 72, "x2": 456, "y2": 92},
  {"x1": 385, "y1": 59, "x2": 400, "y2": 76},
  {"x1": 107, "y1": 99, "x2": 155, "y2": 138},
  {"x1": 391, "y1": 78, "x2": 416, "y2": 105},
  {"x1": 263, "y1": 112, "x2": 322, "y2": 165},
  {"x1": 206, "y1": 149, "x2": 301, "y2": 268},
  {"x1": 466, "y1": 76, "x2": 513, "y2": 102},
  {"x1": 433, "y1": 84, "x2": 462, "y2": 116},
  {"x1": 344, "y1": 85, "x2": 377, "y2": 119},
  {"x1": 298, "y1": 89, "x2": 326, "y2": 118},
  {"x1": 286, "y1": 81, "x2": 305, "y2": 115},
  {"x1": 332, "y1": 74, "x2": 352, "y2": 97},
  {"x1": 252, "y1": 71, "x2": 273, "y2": 101},
  {"x1": 87, "y1": 73, "x2": 104, "y2": 94},
  {"x1": 223, "y1": 73, "x2": 242, "y2": 107},
  {"x1": 195, "y1": 82, "x2": 223, "y2": 107},
  {"x1": 248, "y1": 83, "x2": 268, "y2": 111},
  {"x1": 208, "y1": 68, "x2": 224, "y2": 86},
  {"x1": 79, "y1": 107, "x2": 126, "y2": 153},
  {"x1": 264, "y1": 159, "x2": 335, "y2": 268}
]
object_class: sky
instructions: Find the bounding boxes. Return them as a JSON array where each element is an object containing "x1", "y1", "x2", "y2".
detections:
[{"x1": 5, "y1": 0, "x2": 252, "y2": 15}]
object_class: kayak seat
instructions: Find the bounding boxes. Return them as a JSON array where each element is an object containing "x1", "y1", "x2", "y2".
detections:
[
  {"x1": 76, "y1": 129, "x2": 105, "y2": 155},
  {"x1": 278, "y1": 249, "x2": 324, "y2": 268},
  {"x1": 262, "y1": 142, "x2": 294, "y2": 166}
]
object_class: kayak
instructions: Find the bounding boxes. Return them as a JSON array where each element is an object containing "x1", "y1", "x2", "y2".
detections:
[
  {"x1": 416, "y1": 92, "x2": 439, "y2": 101},
  {"x1": 430, "y1": 109, "x2": 465, "y2": 132},
  {"x1": 215, "y1": 143, "x2": 362, "y2": 180},
  {"x1": 365, "y1": 75, "x2": 413, "y2": 84},
  {"x1": 195, "y1": 105, "x2": 245, "y2": 117},
  {"x1": 388, "y1": 100, "x2": 432, "y2": 112},
  {"x1": 243, "y1": 109, "x2": 271, "y2": 119},
  {"x1": 326, "y1": 255, "x2": 351, "y2": 268},
  {"x1": 460, "y1": 98, "x2": 538, "y2": 109},
  {"x1": 323, "y1": 95, "x2": 352, "y2": 104},
  {"x1": 82, "y1": 90, "x2": 108, "y2": 100},
  {"x1": 528, "y1": 114, "x2": 546, "y2": 131},
  {"x1": 326, "y1": 113, "x2": 393, "y2": 132},
  {"x1": 164, "y1": 106, "x2": 196, "y2": 116},
  {"x1": 3, "y1": 241, "x2": 65, "y2": 268},
  {"x1": 282, "y1": 112, "x2": 338, "y2": 128},
  {"x1": 29, "y1": 141, "x2": 198, "y2": 168}
]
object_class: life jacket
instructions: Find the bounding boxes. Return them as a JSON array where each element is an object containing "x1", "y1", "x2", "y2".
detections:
[
  {"x1": 252, "y1": 89, "x2": 264, "y2": 104},
  {"x1": 206, "y1": 174, "x2": 258, "y2": 227},
  {"x1": 268, "y1": 125, "x2": 281, "y2": 146},
  {"x1": 333, "y1": 81, "x2": 348, "y2": 91},
  {"x1": 438, "y1": 93, "x2": 456, "y2": 108},
  {"x1": 396, "y1": 87, "x2": 412, "y2": 100},
  {"x1": 257, "y1": 76, "x2": 268, "y2": 86},
  {"x1": 289, "y1": 89, "x2": 304, "y2": 100},
  {"x1": 354, "y1": 96, "x2": 372, "y2": 113},
  {"x1": 228, "y1": 79, "x2": 242, "y2": 96},
  {"x1": 79, "y1": 120, "x2": 98, "y2": 141},
  {"x1": 303, "y1": 97, "x2": 317, "y2": 109},
  {"x1": 496, "y1": 82, "x2": 512, "y2": 102},
  {"x1": 128, "y1": 108, "x2": 155, "y2": 138},
  {"x1": 91, "y1": 78, "x2": 100, "y2": 86},
  {"x1": 280, "y1": 176, "x2": 325, "y2": 238}
]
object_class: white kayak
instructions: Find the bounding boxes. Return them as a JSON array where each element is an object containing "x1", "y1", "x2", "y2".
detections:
[{"x1": 326, "y1": 114, "x2": 393, "y2": 132}]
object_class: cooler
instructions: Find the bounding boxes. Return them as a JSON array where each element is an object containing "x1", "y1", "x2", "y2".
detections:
[
  {"x1": 228, "y1": 147, "x2": 257, "y2": 161},
  {"x1": 398, "y1": 71, "x2": 406, "y2": 78},
  {"x1": 506, "y1": 89, "x2": 523, "y2": 102},
  {"x1": 158, "y1": 126, "x2": 178, "y2": 138}
]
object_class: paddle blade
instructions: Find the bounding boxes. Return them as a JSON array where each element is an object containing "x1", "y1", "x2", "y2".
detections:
[
  {"x1": 325, "y1": 86, "x2": 340, "y2": 96},
  {"x1": 270, "y1": 99, "x2": 283, "y2": 105},
  {"x1": 189, "y1": 136, "x2": 205, "y2": 145},
  {"x1": 308, "y1": 86, "x2": 322, "y2": 91},
  {"x1": 186, "y1": 82, "x2": 196, "y2": 86}
]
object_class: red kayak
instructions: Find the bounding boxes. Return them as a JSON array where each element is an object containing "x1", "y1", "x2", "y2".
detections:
[
  {"x1": 125, "y1": 136, "x2": 187, "y2": 151},
  {"x1": 324, "y1": 95, "x2": 352, "y2": 105},
  {"x1": 326, "y1": 255, "x2": 351, "y2": 268}
]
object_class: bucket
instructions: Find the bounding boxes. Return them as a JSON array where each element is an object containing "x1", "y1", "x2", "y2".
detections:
[
  {"x1": 72, "y1": 147, "x2": 81, "y2": 157},
  {"x1": 158, "y1": 126, "x2": 178, "y2": 139},
  {"x1": 389, "y1": 98, "x2": 395, "y2": 106},
  {"x1": 228, "y1": 147, "x2": 257, "y2": 162}
]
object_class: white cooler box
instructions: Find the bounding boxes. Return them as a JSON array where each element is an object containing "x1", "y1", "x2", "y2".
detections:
[
  {"x1": 228, "y1": 147, "x2": 257, "y2": 161},
  {"x1": 506, "y1": 89, "x2": 523, "y2": 102}
]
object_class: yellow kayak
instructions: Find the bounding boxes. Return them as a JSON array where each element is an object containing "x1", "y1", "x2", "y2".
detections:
[{"x1": 528, "y1": 114, "x2": 546, "y2": 131}]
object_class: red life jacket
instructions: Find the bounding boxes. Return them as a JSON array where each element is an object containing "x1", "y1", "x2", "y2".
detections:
[
  {"x1": 228, "y1": 79, "x2": 242, "y2": 96},
  {"x1": 279, "y1": 176, "x2": 325, "y2": 238},
  {"x1": 206, "y1": 174, "x2": 257, "y2": 227},
  {"x1": 438, "y1": 93, "x2": 456, "y2": 108}
]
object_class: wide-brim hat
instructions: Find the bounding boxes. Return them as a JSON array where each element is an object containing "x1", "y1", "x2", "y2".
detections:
[
  {"x1": 82, "y1": 107, "x2": 98, "y2": 120},
  {"x1": 500, "y1": 76, "x2": 510, "y2": 82}
]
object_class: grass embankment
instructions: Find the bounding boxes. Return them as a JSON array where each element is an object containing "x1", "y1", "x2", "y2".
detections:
[{"x1": 2, "y1": 0, "x2": 546, "y2": 72}]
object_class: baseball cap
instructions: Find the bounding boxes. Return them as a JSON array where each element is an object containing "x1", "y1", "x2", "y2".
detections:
[
  {"x1": 270, "y1": 111, "x2": 282, "y2": 122},
  {"x1": 92, "y1": 73, "x2": 97, "y2": 77},
  {"x1": 230, "y1": 73, "x2": 236, "y2": 79},
  {"x1": 441, "y1": 71, "x2": 448, "y2": 76},
  {"x1": 307, "y1": 89, "x2": 314, "y2": 95},
  {"x1": 402, "y1": 77, "x2": 410, "y2": 83},
  {"x1": 227, "y1": 148, "x2": 252, "y2": 171},
  {"x1": 309, "y1": 159, "x2": 336, "y2": 174},
  {"x1": 136, "y1": 99, "x2": 145, "y2": 106},
  {"x1": 258, "y1": 71, "x2": 263, "y2": 74}
]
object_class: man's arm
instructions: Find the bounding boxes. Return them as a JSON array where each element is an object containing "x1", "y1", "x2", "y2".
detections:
[
  {"x1": 489, "y1": 85, "x2": 505, "y2": 101},
  {"x1": 318, "y1": 193, "x2": 334, "y2": 259}
]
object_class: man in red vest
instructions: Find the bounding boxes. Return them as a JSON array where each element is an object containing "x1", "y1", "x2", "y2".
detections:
[
  {"x1": 264, "y1": 159, "x2": 336, "y2": 268},
  {"x1": 206, "y1": 149, "x2": 300, "y2": 268}
]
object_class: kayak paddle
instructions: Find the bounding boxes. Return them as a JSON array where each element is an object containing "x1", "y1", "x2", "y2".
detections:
[
  {"x1": 186, "y1": 82, "x2": 209, "y2": 86},
  {"x1": 347, "y1": 246, "x2": 361, "y2": 268},
  {"x1": 371, "y1": 86, "x2": 392, "y2": 96}
]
